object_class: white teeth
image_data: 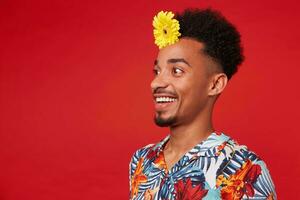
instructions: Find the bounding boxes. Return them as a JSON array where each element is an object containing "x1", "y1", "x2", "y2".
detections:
[{"x1": 155, "y1": 97, "x2": 177, "y2": 103}]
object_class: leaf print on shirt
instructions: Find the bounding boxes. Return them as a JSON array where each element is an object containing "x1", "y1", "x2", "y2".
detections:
[
  {"x1": 130, "y1": 157, "x2": 147, "y2": 198},
  {"x1": 216, "y1": 159, "x2": 261, "y2": 199},
  {"x1": 129, "y1": 132, "x2": 276, "y2": 199}
]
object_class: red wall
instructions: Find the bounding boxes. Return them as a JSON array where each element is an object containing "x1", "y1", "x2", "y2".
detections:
[{"x1": 1, "y1": 0, "x2": 299, "y2": 199}]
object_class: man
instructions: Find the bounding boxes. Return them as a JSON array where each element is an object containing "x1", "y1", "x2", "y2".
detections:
[{"x1": 129, "y1": 8, "x2": 276, "y2": 200}]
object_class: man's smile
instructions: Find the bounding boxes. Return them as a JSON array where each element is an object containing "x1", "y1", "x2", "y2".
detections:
[{"x1": 153, "y1": 94, "x2": 178, "y2": 111}]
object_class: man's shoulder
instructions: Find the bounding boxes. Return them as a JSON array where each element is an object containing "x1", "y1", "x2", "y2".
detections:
[
  {"x1": 209, "y1": 132, "x2": 263, "y2": 163},
  {"x1": 210, "y1": 134, "x2": 277, "y2": 199},
  {"x1": 225, "y1": 136, "x2": 263, "y2": 162},
  {"x1": 129, "y1": 143, "x2": 157, "y2": 177},
  {"x1": 129, "y1": 135, "x2": 169, "y2": 163},
  {"x1": 130, "y1": 143, "x2": 155, "y2": 160},
  {"x1": 221, "y1": 135, "x2": 273, "y2": 178}
]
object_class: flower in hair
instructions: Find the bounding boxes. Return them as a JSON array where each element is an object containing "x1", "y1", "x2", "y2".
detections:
[{"x1": 153, "y1": 11, "x2": 181, "y2": 49}]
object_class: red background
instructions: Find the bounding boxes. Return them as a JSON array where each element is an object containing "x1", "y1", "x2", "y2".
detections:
[{"x1": 1, "y1": 0, "x2": 299, "y2": 199}]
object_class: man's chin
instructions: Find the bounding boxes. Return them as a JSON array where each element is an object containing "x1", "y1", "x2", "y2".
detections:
[{"x1": 154, "y1": 115, "x2": 177, "y2": 127}]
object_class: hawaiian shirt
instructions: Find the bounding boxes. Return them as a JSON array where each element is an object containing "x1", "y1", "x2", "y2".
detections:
[{"x1": 129, "y1": 131, "x2": 276, "y2": 200}]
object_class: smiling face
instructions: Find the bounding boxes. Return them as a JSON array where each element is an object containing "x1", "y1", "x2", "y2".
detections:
[{"x1": 151, "y1": 38, "x2": 224, "y2": 127}]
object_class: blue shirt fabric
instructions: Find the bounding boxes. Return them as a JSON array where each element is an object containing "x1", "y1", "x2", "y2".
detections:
[{"x1": 129, "y1": 131, "x2": 276, "y2": 200}]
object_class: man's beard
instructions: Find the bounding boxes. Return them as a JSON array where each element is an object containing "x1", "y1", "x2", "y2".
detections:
[{"x1": 153, "y1": 112, "x2": 177, "y2": 127}]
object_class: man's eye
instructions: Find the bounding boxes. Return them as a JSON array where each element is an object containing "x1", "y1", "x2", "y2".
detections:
[{"x1": 173, "y1": 67, "x2": 183, "y2": 75}]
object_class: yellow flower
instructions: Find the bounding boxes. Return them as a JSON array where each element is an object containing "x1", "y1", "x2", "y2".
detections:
[{"x1": 153, "y1": 11, "x2": 181, "y2": 49}]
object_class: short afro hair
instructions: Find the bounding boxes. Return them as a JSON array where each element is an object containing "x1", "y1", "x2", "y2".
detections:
[{"x1": 175, "y1": 8, "x2": 244, "y2": 80}]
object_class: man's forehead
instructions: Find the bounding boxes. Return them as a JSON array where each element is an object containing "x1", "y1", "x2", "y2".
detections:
[
  {"x1": 158, "y1": 38, "x2": 204, "y2": 56},
  {"x1": 154, "y1": 38, "x2": 222, "y2": 75},
  {"x1": 155, "y1": 38, "x2": 206, "y2": 66}
]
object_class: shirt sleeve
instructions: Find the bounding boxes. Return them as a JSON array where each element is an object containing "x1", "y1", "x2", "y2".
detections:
[
  {"x1": 247, "y1": 159, "x2": 277, "y2": 200},
  {"x1": 129, "y1": 156, "x2": 132, "y2": 195},
  {"x1": 129, "y1": 153, "x2": 134, "y2": 199},
  {"x1": 129, "y1": 149, "x2": 140, "y2": 199},
  {"x1": 220, "y1": 143, "x2": 277, "y2": 200}
]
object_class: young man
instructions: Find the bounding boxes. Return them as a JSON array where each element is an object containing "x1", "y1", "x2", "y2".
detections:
[{"x1": 129, "y1": 8, "x2": 276, "y2": 200}]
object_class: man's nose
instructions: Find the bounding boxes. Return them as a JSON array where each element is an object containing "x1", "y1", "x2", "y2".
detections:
[{"x1": 151, "y1": 73, "x2": 169, "y2": 92}]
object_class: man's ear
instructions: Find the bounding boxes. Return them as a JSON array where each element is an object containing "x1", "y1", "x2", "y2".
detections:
[{"x1": 208, "y1": 73, "x2": 228, "y2": 96}]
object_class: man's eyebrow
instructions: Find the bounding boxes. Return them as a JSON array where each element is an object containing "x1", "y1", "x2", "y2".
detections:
[
  {"x1": 167, "y1": 58, "x2": 191, "y2": 67},
  {"x1": 154, "y1": 58, "x2": 191, "y2": 67}
]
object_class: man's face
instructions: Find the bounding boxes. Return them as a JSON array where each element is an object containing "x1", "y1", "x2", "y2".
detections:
[{"x1": 151, "y1": 38, "x2": 217, "y2": 127}]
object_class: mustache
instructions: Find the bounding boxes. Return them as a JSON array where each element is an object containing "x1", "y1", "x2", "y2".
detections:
[{"x1": 153, "y1": 87, "x2": 177, "y2": 96}]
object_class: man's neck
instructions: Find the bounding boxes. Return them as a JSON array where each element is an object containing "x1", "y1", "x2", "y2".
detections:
[
  {"x1": 166, "y1": 111, "x2": 214, "y2": 155},
  {"x1": 162, "y1": 110, "x2": 214, "y2": 170}
]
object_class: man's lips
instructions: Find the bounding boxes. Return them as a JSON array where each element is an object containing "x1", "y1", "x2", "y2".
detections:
[{"x1": 154, "y1": 101, "x2": 177, "y2": 111}]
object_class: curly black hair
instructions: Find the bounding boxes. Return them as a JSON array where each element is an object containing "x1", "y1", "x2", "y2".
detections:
[{"x1": 175, "y1": 8, "x2": 244, "y2": 80}]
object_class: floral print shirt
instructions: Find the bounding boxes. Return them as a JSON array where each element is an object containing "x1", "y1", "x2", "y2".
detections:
[{"x1": 129, "y1": 131, "x2": 276, "y2": 200}]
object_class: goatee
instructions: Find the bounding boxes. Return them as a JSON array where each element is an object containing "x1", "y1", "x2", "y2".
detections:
[{"x1": 154, "y1": 113, "x2": 177, "y2": 127}]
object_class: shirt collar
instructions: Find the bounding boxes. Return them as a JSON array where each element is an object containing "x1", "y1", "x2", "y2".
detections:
[{"x1": 152, "y1": 131, "x2": 231, "y2": 158}]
